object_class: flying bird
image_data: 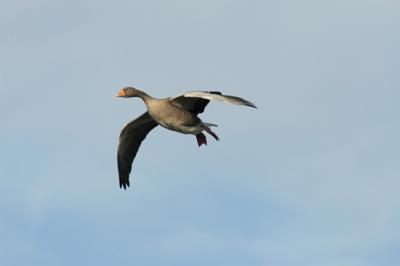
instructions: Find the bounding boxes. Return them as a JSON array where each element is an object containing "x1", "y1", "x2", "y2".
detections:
[{"x1": 116, "y1": 87, "x2": 257, "y2": 189}]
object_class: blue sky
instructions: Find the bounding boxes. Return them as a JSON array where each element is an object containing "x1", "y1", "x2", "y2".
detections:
[{"x1": 1, "y1": 0, "x2": 400, "y2": 265}]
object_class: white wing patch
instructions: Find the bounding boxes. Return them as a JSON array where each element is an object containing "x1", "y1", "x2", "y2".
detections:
[{"x1": 181, "y1": 91, "x2": 257, "y2": 108}]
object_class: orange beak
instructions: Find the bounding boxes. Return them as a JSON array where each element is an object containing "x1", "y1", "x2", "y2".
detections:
[{"x1": 116, "y1": 89, "x2": 125, "y2": 97}]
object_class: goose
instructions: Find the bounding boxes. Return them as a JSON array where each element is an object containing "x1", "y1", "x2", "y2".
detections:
[{"x1": 116, "y1": 87, "x2": 257, "y2": 189}]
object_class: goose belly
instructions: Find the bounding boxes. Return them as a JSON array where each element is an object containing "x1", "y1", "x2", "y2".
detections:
[
  {"x1": 158, "y1": 120, "x2": 203, "y2": 135},
  {"x1": 148, "y1": 105, "x2": 202, "y2": 135}
]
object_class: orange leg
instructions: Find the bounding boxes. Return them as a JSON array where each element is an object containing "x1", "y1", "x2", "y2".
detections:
[
  {"x1": 196, "y1": 133, "x2": 207, "y2": 146},
  {"x1": 205, "y1": 127, "x2": 220, "y2": 141}
]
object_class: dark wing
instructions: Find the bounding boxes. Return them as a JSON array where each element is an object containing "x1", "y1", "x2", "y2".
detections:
[
  {"x1": 170, "y1": 91, "x2": 257, "y2": 114},
  {"x1": 117, "y1": 112, "x2": 158, "y2": 189},
  {"x1": 170, "y1": 91, "x2": 222, "y2": 114}
]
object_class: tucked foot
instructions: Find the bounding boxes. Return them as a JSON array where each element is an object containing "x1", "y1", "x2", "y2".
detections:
[
  {"x1": 196, "y1": 133, "x2": 207, "y2": 146},
  {"x1": 205, "y1": 127, "x2": 220, "y2": 141}
]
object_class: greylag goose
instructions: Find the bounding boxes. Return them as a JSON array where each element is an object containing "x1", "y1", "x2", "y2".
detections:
[{"x1": 116, "y1": 87, "x2": 257, "y2": 189}]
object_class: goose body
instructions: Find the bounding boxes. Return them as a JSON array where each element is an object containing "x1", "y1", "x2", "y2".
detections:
[
  {"x1": 116, "y1": 87, "x2": 256, "y2": 189},
  {"x1": 145, "y1": 99, "x2": 203, "y2": 134}
]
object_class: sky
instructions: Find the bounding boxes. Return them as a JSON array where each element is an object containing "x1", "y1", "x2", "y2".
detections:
[{"x1": 1, "y1": 0, "x2": 400, "y2": 265}]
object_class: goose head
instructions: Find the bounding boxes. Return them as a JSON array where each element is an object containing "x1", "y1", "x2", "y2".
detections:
[{"x1": 116, "y1": 87, "x2": 141, "y2": 98}]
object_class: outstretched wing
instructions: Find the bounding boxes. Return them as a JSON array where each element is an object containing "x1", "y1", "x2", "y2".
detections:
[
  {"x1": 169, "y1": 91, "x2": 222, "y2": 114},
  {"x1": 170, "y1": 91, "x2": 257, "y2": 114},
  {"x1": 117, "y1": 112, "x2": 158, "y2": 189}
]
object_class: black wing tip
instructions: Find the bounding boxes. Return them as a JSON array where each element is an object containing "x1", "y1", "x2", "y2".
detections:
[
  {"x1": 240, "y1": 101, "x2": 257, "y2": 109},
  {"x1": 117, "y1": 157, "x2": 131, "y2": 190},
  {"x1": 119, "y1": 181, "x2": 130, "y2": 190},
  {"x1": 240, "y1": 98, "x2": 257, "y2": 109},
  {"x1": 119, "y1": 175, "x2": 130, "y2": 190}
]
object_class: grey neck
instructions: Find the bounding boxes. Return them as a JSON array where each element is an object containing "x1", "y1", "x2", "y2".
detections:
[{"x1": 136, "y1": 89, "x2": 153, "y2": 104}]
